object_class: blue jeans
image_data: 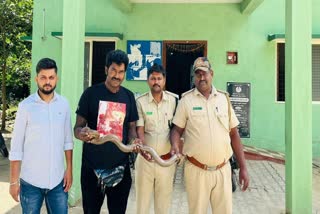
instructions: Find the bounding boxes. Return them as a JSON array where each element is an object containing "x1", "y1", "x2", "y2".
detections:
[{"x1": 20, "y1": 179, "x2": 68, "y2": 214}]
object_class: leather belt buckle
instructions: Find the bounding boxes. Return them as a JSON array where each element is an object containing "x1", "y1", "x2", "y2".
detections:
[{"x1": 187, "y1": 156, "x2": 226, "y2": 171}]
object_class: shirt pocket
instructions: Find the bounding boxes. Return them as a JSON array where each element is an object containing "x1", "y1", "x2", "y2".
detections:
[
  {"x1": 164, "y1": 111, "x2": 174, "y2": 130},
  {"x1": 145, "y1": 113, "x2": 157, "y2": 132},
  {"x1": 52, "y1": 110, "x2": 66, "y2": 126},
  {"x1": 190, "y1": 110, "x2": 207, "y2": 124},
  {"x1": 217, "y1": 111, "x2": 230, "y2": 131}
]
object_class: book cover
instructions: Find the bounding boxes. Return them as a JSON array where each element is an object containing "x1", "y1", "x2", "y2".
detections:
[{"x1": 97, "y1": 101, "x2": 126, "y2": 141}]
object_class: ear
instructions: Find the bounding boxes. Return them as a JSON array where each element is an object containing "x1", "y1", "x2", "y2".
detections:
[{"x1": 105, "y1": 66, "x2": 108, "y2": 76}]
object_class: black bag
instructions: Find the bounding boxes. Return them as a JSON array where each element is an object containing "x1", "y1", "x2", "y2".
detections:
[
  {"x1": 230, "y1": 155, "x2": 239, "y2": 192},
  {"x1": 129, "y1": 152, "x2": 137, "y2": 169},
  {"x1": 230, "y1": 155, "x2": 239, "y2": 170},
  {"x1": 94, "y1": 164, "x2": 126, "y2": 193}
]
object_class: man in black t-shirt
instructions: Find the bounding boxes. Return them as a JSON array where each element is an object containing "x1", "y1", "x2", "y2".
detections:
[{"x1": 74, "y1": 50, "x2": 139, "y2": 214}]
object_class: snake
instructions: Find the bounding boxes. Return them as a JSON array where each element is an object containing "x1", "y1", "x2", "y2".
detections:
[{"x1": 85, "y1": 129, "x2": 179, "y2": 167}]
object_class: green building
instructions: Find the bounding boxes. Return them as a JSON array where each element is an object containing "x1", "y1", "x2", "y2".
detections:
[{"x1": 29, "y1": 0, "x2": 318, "y2": 212}]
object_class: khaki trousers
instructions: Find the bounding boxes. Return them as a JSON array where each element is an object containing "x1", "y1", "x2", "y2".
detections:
[
  {"x1": 184, "y1": 161, "x2": 232, "y2": 214},
  {"x1": 135, "y1": 154, "x2": 176, "y2": 214}
]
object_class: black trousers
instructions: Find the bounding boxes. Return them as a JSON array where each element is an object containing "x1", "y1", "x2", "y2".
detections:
[{"x1": 81, "y1": 162, "x2": 132, "y2": 214}]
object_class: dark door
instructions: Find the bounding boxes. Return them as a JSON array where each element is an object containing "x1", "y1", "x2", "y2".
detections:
[
  {"x1": 92, "y1": 41, "x2": 115, "y2": 85},
  {"x1": 163, "y1": 41, "x2": 207, "y2": 97},
  {"x1": 84, "y1": 42, "x2": 90, "y2": 89}
]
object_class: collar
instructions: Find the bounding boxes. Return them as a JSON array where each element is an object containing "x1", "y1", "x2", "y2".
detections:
[
  {"x1": 193, "y1": 86, "x2": 218, "y2": 97},
  {"x1": 34, "y1": 90, "x2": 58, "y2": 103},
  {"x1": 148, "y1": 91, "x2": 168, "y2": 103}
]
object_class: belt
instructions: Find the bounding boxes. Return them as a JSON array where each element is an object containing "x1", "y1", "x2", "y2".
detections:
[
  {"x1": 187, "y1": 156, "x2": 226, "y2": 171},
  {"x1": 141, "y1": 152, "x2": 172, "y2": 161}
]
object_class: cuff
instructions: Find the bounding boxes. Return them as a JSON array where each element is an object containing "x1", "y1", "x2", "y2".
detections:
[
  {"x1": 9, "y1": 151, "x2": 23, "y2": 161},
  {"x1": 64, "y1": 142, "x2": 74, "y2": 150},
  {"x1": 172, "y1": 119, "x2": 185, "y2": 129},
  {"x1": 136, "y1": 120, "x2": 144, "y2": 127}
]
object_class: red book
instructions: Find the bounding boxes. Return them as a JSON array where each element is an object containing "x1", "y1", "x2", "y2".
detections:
[{"x1": 97, "y1": 101, "x2": 126, "y2": 141}]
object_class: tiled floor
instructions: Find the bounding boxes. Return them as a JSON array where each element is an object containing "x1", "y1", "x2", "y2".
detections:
[{"x1": 1, "y1": 135, "x2": 319, "y2": 214}]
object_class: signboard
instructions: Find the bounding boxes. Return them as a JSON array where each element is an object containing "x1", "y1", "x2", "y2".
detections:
[
  {"x1": 227, "y1": 82, "x2": 251, "y2": 138},
  {"x1": 127, "y1": 40, "x2": 162, "y2": 80}
]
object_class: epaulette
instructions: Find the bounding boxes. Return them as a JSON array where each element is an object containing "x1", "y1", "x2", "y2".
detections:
[
  {"x1": 181, "y1": 88, "x2": 195, "y2": 97},
  {"x1": 165, "y1": 90, "x2": 179, "y2": 99},
  {"x1": 135, "y1": 92, "x2": 148, "y2": 100},
  {"x1": 217, "y1": 89, "x2": 229, "y2": 96}
]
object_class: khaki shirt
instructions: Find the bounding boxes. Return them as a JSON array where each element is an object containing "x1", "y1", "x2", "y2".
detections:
[
  {"x1": 172, "y1": 87, "x2": 239, "y2": 166},
  {"x1": 136, "y1": 91, "x2": 178, "y2": 155}
]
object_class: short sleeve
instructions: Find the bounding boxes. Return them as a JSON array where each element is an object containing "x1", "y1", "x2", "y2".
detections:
[
  {"x1": 136, "y1": 99, "x2": 145, "y2": 127},
  {"x1": 229, "y1": 105, "x2": 240, "y2": 129},
  {"x1": 172, "y1": 98, "x2": 187, "y2": 129},
  {"x1": 127, "y1": 92, "x2": 139, "y2": 123},
  {"x1": 76, "y1": 88, "x2": 90, "y2": 120}
]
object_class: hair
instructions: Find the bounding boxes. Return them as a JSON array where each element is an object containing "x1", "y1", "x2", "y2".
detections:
[
  {"x1": 36, "y1": 58, "x2": 58, "y2": 74},
  {"x1": 105, "y1": 49, "x2": 129, "y2": 71},
  {"x1": 147, "y1": 63, "x2": 166, "y2": 78}
]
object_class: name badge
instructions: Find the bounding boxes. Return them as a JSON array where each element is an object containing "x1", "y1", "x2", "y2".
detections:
[
  {"x1": 193, "y1": 107, "x2": 202, "y2": 110},
  {"x1": 146, "y1": 112, "x2": 153, "y2": 115}
]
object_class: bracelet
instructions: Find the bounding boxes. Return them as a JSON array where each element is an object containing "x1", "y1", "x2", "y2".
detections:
[{"x1": 10, "y1": 181, "x2": 19, "y2": 186}]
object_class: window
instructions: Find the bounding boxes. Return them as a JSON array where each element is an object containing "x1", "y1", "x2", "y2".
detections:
[{"x1": 277, "y1": 43, "x2": 320, "y2": 102}]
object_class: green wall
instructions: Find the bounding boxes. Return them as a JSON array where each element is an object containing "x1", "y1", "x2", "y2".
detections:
[
  {"x1": 30, "y1": 0, "x2": 320, "y2": 205},
  {"x1": 31, "y1": 0, "x2": 320, "y2": 155},
  {"x1": 103, "y1": 0, "x2": 320, "y2": 155}
]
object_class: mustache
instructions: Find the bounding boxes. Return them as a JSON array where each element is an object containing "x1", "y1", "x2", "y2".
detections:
[
  {"x1": 111, "y1": 77, "x2": 121, "y2": 82},
  {"x1": 43, "y1": 84, "x2": 52, "y2": 87},
  {"x1": 153, "y1": 84, "x2": 160, "y2": 88}
]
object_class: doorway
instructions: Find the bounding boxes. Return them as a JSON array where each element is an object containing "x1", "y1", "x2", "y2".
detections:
[
  {"x1": 163, "y1": 41, "x2": 207, "y2": 97},
  {"x1": 83, "y1": 41, "x2": 116, "y2": 89},
  {"x1": 92, "y1": 41, "x2": 115, "y2": 85}
]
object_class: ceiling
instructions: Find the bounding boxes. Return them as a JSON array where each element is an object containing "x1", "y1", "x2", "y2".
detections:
[{"x1": 129, "y1": 0, "x2": 243, "y2": 3}]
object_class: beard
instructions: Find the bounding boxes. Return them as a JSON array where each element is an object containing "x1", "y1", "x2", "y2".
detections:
[{"x1": 38, "y1": 84, "x2": 56, "y2": 95}]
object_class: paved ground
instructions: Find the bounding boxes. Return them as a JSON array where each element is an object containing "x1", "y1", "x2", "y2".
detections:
[{"x1": 1, "y1": 133, "x2": 320, "y2": 214}]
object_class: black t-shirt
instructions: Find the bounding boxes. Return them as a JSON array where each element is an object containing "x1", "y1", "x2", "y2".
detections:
[{"x1": 76, "y1": 83, "x2": 138, "y2": 169}]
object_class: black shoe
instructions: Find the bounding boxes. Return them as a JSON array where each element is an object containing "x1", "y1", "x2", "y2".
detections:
[{"x1": 0, "y1": 147, "x2": 8, "y2": 157}]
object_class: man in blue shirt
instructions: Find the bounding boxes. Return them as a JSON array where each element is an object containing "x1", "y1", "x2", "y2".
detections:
[{"x1": 9, "y1": 58, "x2": 73, "y2": 214}]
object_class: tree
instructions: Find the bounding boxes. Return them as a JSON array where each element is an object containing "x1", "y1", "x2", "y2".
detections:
[{"x1": 0, "y1": 0, "x2": 33, "y2": 130}]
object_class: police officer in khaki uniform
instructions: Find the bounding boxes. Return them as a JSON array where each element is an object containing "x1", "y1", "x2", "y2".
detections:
[
  {"x1": 135, "y1": 64, "x2": 178, "y2": 214},
  {"x1": 170, "y1": 57, "x2": 249, "y2": 214}
]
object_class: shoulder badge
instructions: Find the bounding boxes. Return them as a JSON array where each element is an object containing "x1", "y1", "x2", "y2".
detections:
[
  {"x1": 217, "y1": 89, "x2": 229, "y2": 96},
  {"x1": 135, "y1": 92, "x2": 148, "y2": 100},
  {"x1": 165, "y1": 90, "x2": 179, "y2": 99},
  {"x1": 181, "y1": 88, "x2": 195, "y2": 97}
]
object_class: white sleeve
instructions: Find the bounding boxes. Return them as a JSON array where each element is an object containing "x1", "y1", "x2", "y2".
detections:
[{"x1": 9, "y1": 103, "x2": 27, "y2": 160}]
